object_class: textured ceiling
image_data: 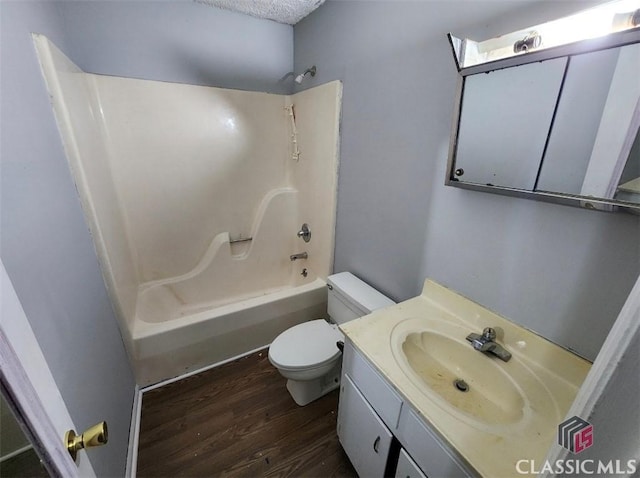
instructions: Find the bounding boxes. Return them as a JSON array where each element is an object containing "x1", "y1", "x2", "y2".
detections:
[{"x1": 195, "y1": 0, "x2": 326, "y2": 25}]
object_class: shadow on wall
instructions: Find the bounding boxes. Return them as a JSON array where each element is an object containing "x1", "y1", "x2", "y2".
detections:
[
  {"x1": 164, "y1": 42, "x2": 295, "y2": 94},
  {"x1": 423, "y1": 183, "x2": 640, "y2": 362},
  {"x1": 55, "y1": 0, "x2": 294, "y2": 94},
  {"x1": 556, "y1": 217, "x2": 640, "y2": 359}
]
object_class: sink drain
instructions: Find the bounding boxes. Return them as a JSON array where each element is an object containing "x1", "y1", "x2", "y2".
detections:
[{"x1": 453, "y1": 379, "x2": 469, "y2": 392}]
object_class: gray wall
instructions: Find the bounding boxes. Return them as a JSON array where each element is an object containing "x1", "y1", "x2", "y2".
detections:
[
  {"x1": 0, "y1": 2, "x2": 292, "y2": 476},
  {"x1": 56, "y1": 1, "x2": 293, "y2": 94},
  {"x1": 1, "y1": 2, "x2": 136, "y2": 476},
  {"x1": 295, "y1": 0, "x2": 640, "y2": 361}
]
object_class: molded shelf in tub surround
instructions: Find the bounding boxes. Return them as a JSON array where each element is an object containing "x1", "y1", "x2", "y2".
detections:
[{"x1": 339, "y1": 280, "x2": 591, "y2": 477}]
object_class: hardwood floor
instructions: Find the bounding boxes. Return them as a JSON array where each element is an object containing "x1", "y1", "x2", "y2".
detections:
[
  {"x1": 137, "y1": 350, "x2": 357, "y2": 478},
  {"x1": 0, "y1": 448, "x2": 49, "y2": 478}
]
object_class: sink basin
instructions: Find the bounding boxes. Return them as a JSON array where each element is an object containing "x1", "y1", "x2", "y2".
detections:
[
  {"x1": 401, "y1": 330, "x2": 525, "y2": 425},
  {"x1": 390, "y1": 317, "x2": 559, "y2": 430}
]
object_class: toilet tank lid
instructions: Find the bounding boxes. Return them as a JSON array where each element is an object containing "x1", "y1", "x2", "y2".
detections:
[{"x1": 327, "y1": 272, "x2": 395, "y2": 313}]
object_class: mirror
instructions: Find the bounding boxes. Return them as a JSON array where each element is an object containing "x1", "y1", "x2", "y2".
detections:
[{"x1": 447, "y1": 16, "x2": 640, "y2": 213}]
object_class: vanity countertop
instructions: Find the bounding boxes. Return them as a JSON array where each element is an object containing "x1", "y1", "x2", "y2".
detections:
[{"x1": 340, "y1": 279, "x2": 592, "y2": 477}]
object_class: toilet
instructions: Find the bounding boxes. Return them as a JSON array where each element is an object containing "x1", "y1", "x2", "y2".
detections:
[{"x1": 268, "y1": 272, "x2": 394, "y2": 406}]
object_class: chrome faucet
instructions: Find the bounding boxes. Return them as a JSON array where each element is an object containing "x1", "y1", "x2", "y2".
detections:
[
  {"x1": 290, "y1": 252, "x2": 308, "y2": 261},
  {"x1": 466, "y1": 327, "x2": 511, "y2": 362}
]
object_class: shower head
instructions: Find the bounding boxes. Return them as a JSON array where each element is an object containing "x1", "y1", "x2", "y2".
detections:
[{"x1": 294, "y1": 65, "x2": 316, "y2": 84}]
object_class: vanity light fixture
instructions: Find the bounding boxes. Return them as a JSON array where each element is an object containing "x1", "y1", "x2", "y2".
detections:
[
  {"x1": 513, "y1": 31, "x2": 541, "y2": 53},
  {"x1": 449, "y1": 0, "x2": 640, "y2": 72},
  {"x1": 529, "y1": 1, "x2": 639, "y2": 52}
]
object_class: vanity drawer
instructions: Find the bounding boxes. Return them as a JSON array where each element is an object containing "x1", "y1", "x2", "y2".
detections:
[{"x1": 343, "y1": 340, "x2": 403, "y2": 429}]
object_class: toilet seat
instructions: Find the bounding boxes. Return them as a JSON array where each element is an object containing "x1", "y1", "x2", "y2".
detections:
[{"x1": 269, "y1": 319, "x2": 344, "y2": 371}]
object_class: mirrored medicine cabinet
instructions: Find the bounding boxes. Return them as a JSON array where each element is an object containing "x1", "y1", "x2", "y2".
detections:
[{"x1": 446, "y1": 2, "x2": 640, "y2": 213}]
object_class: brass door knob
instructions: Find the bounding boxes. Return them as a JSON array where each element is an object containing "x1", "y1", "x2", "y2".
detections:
[{"x1": 65, "y1": 421, "x2": 108, "y2": 462}]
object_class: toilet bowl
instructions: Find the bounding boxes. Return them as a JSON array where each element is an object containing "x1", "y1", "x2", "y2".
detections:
[
  {"x1": 268, "y1": 272, "x2": 394, "y2": 406},
  {"x1": 269, "y1": 319, "x2": 344, "y2": 406}
]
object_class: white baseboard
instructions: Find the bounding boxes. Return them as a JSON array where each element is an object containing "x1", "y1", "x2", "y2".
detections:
[
  {"x1": 140, "y1": 344, "x2": 269, "y2": 393},
  {"x1": 125, "y1": 385, "x2": 142, "y2": 478}
]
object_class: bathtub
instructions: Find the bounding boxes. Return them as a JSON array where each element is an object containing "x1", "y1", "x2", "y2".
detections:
[
  {"x1": 132, "y1": 278, "x2": 328, "y2": 386},
  {"x1": 35, "y1": 34, "x2": 342, "y2": 386},
  {"x1": 131, "y1": 188, "x2": 329, "y2": 386}
]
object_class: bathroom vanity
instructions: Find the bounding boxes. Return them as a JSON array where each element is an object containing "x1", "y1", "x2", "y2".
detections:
[
  {"x1": 338, "y1": 340, "x2": 473, "y2": 477},
  {"x1": 337, "y1": 280, "x2": 591, "y2": 477}
]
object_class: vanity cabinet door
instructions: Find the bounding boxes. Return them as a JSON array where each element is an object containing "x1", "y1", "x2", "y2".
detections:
[
  {"x1": 337, "y1": 375, "x2": 393, "y2": 478},
  {"x1": 395, "y1": 448, "x2": 427, "y2": 478}
]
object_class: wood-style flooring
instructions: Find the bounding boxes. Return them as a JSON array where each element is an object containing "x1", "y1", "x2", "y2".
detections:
[
  {"x1": 0, "y1": 448, "x2": 49, "y2": 478},
  {"x1": 137, "y1": 350, "x2": 357, "y2": 478}
]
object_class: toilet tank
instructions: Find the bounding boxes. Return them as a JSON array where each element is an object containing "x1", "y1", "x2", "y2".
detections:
[{"x1": 327, "y1": 272, "x2": 395, "y2": 325}]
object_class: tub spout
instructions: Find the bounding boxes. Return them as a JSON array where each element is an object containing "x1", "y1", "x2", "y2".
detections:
[{"x1": 290, "y1": 252, "x2": 308, "y2": 261}]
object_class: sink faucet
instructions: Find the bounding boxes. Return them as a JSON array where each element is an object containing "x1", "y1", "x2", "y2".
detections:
[
  {"x1": 466, "y1": 327, "x2": 512, "y2": 362},
  {"x1": 290, "y1": 252, "x2": 308, "y2": 261}
]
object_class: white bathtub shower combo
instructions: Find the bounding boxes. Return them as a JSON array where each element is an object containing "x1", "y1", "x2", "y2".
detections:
[{"x1": 34, "y1": 35, "x2": 343, "y2": 385}]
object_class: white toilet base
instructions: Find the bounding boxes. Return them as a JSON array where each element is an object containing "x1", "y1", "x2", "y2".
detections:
[{"x1": 285, "y1": 364, "x2": 341, "y2": 406}]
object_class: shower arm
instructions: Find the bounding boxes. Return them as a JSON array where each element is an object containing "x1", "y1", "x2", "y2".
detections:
[{"x1": 294, "y1": 65, "x2": 317, "y2": 84}]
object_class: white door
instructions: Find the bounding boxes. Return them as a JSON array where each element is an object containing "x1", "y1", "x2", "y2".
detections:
[{"x1": 0, "y1": 259, "x2": 96, "y2": 477}]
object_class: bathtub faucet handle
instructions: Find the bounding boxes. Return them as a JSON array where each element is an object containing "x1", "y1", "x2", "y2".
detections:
[{"x1": 297, "y1": 223, "x2": 311, "y2": 242}]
